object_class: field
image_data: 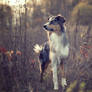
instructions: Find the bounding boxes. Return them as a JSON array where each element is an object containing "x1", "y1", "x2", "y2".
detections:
[{"x1": 0, "y1": 0, "x2": 92, "y2": 92}]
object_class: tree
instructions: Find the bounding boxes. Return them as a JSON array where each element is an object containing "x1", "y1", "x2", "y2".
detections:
[
  {"x1": 71, "y1": 1, "x2": 92, "y2": 25},
  {"x1": 0, "y1": 4, "x2": 13, "y2": 49}
]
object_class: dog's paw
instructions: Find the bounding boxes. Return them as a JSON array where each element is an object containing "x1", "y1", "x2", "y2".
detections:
[
  {"x1": 54, "y1": 85, "x2": 58, "y2": 90},
  {"x1": 53, "y1": 82, "x2": 59, "y2": 90},
  {"x1": 61, "y1": 78, "x2": 67, "y2": 88}
]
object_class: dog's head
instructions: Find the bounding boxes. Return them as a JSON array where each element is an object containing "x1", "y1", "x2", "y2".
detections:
[{"x1": 43, "y1": 15, "x2": 65, "y2": 32}]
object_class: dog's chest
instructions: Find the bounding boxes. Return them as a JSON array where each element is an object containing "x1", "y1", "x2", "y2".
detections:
[
  {"x1": 49, "y1": 33, "x2": 69, "y2": 58},
  {"x1": 50, "y1": 33, "x2": 63, "y2": 51}
]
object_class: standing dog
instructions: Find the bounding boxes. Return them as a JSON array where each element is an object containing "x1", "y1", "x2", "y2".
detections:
[{"x1": 33, "y1": 15, "x2": 69, "y2": 90}]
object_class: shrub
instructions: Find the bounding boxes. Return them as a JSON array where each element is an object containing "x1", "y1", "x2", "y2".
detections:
[{"x1": 71, "y1": 2, "x2": 92, "y2": 25}]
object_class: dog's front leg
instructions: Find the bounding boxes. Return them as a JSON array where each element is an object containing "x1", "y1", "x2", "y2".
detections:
[
  {"x1": 52, "y1": 60, "x2": 58, "y2": 90},
  {"x1": 51, "y1": 53, "x2": 58, "y2": 90},
  {"x1": 60, "y1": 61, "x2": 67, "y2": 88}
]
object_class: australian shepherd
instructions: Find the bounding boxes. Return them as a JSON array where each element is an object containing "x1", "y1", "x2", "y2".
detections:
[{"x1": 33, "y1": 15, "x2": 69, "y2": 90}]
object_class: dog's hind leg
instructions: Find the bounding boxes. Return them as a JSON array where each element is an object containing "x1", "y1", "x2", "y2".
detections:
[
  {"x1": 40, "y1": 63, "x2": 45, "y2": 83},
  {"x1": 40, "y1": 70, "x2": 44, "y2": 83},
  {"x1": 40, "y1": 61, "x2": 50, "y2": 83}
]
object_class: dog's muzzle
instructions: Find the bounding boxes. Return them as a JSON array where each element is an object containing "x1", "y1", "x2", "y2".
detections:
[
  {"x1": 43, "y1": 24, "x2": 54, "y2": 31},
  {"x1": 43, "y1": 25, "x2": 47, "y2": 29}
]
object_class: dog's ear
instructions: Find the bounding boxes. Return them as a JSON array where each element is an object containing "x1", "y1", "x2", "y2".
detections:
[
  {"x1": 48, "y1": 16, "x2": 50, "y2": 20},
  {"x1": 56, "y1": 15, "x2": 66, "y2": 23},
  {"x1": 48, "y1": 15, "x2": 53, "y2": 20}
]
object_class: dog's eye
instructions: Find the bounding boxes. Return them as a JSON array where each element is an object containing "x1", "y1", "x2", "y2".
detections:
[
  {"x1": 54, "y1": 18, "x2": 57, "y2": 21},
  {"x1": 54, "y1": 19, "x2": 57, "y2": 21},
  {"x1": 56, "y1": 17, "x2": 60, "y2": 21},
  {"x1": 49, "y1": 21, "x2": 53, "y2": 24}
]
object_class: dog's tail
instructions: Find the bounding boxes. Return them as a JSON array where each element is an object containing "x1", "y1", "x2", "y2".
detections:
[{"x1": 33, "y1": 44, "x2": 42, "y2": 54}]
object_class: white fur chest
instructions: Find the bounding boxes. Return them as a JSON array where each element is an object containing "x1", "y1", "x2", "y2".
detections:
[
  {"x1": 50, "y1": 33, "x2": 62, "y2": 50},
  {"x1": 50, "y1": 33, "x2": 69, "y2": 58}
]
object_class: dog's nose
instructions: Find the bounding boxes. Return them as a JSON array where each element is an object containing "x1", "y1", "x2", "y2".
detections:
[{"x1": 43, "y1": 25, "x2": 47, "y2": 28}]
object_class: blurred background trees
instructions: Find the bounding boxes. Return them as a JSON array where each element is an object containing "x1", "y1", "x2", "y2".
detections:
[{"x1": 0, "y1": 0, "x2": 92, "y2": 92}]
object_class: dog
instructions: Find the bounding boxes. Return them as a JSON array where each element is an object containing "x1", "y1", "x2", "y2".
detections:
[{"x1": 33, "y1": 15, "x2": 69, "y2": 90}]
